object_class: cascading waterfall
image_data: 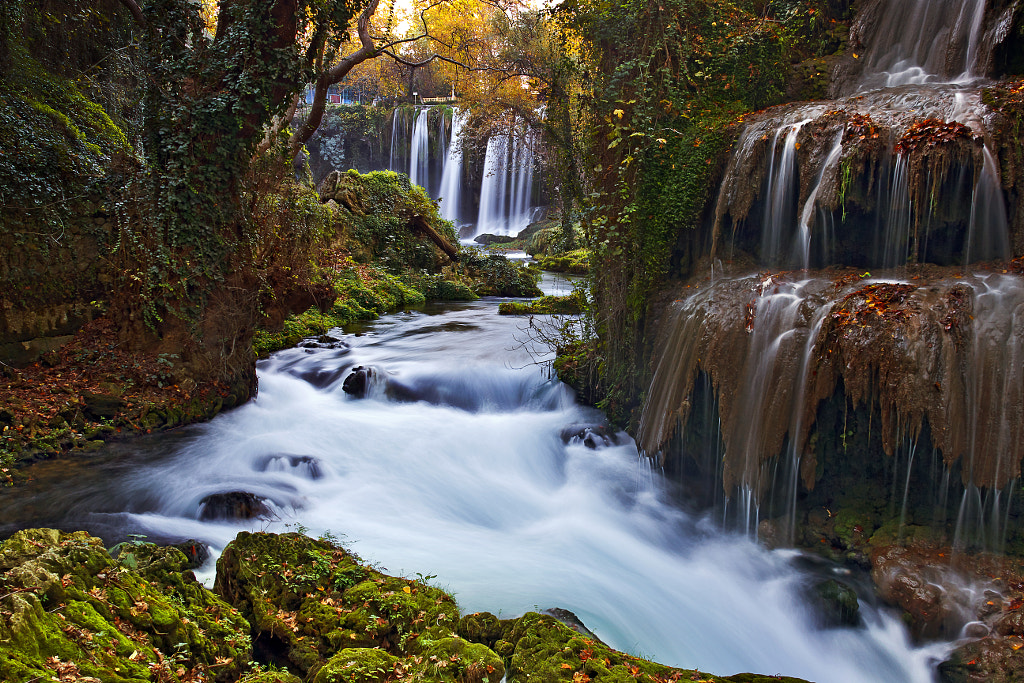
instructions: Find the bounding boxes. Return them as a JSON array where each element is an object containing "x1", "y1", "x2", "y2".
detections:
[
  {"x1": 475, "y1": 127, "x2": 537, "y2": 237},
  {"x1": 408, "y1": 107, "x2": 431, "y2": 192},
  {"x1": 965, "y1": 147, "x2": 1011, "y2": 265},
  {"x1": 645, "y1": 0, "x2": 1022, "y2": 556},
  {"x1": 759, "y1": 121, "x2": 808, "y2": 265},
  {"x1": 853, "y1": 0, "x2": 990, "y2": 90},
  {"x1": 437, "y1": 108, "x2": 468, "y2": 223},
  {"x1": 640, "y1": 270, "x2": 1024, "y2": 552},
  {"x1": 383, "y1": 106, "x2": 540, "y2": 236}
]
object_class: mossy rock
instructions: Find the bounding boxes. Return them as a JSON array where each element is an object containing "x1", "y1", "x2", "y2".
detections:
[
  {"x1": 0, "y1": 528, "x2": 250, "y2": 683},
  {"x1": 457, "y1": 611, "x2": 511, "y2": 649},
  {"x1": 314, "y1": 648, "x2": 400, "y2": 683},
  {"x1": 503, "y1": 612, "x2": 791, "y2": 683},
  {"x1": 242, "y1": 671, "x2": 304, "y2": 683},
  {"x1": 536, "y1": 249, "x2": 590, "y2": 275},
  {"x1": 408, "y1": 637, "x2": 504, "y2": 683},
  {"x1": 215, "y1": 532, "x2": 460, "y2": 677},
  {"x1": 498, "y1": 292, "x2": 585, "y2": 316}
]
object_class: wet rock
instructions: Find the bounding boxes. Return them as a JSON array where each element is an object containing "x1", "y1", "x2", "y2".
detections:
[
  {"x1": 169, "y1": 538, "x2": 212, "y2": 569},
  {"x1": 542, "y1": 607, "x2": 606, "y2": 643},
  {"x1": 995, "y1": 608, "x2": 1024, "y2": 636},
  {"x1": 939, "y1": 637, "x2": 1024, "y2": 683},
  {"x1": 255, "y1": 453, "x2": 324, "y2": 479},
  {"x1": 871, "y1": 545, "x2": 950, "y2": 639},
  {"x1": 297, "y1": 335, "x2": 349, "y2": 351},
  {"x1": 806, "y1": 579, "x2": 861, "y2": 627},
  {"x1": 343, "y1": 365, "x2": 375, "y2": 398},
  {"x1": 870, "y1": 544, "x2": 993, "y2": 641},
  {"x1": 198, "y1": 491, "x2": 273, "y2": 521},
  {"x1": 559, "y1": 424, "x2": 620, "y2": 449},
  {"x1": 293, "y1": 365, "x2": 349, "y2": 389}
]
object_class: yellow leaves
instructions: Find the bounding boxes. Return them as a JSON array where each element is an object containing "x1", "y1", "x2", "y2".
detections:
[{"x1": 613, "y1": 109, "x2": 624, "y2": 119}]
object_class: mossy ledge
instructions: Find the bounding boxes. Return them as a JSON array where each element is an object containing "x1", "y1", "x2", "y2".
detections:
[{"x1": 1, "y1": 528, "x2": 811, "y2": 683}]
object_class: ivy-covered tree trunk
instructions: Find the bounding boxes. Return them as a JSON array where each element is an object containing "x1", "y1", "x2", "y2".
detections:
[{"x1": 110, "y1": 0, "x2": 363, "y2": 401}]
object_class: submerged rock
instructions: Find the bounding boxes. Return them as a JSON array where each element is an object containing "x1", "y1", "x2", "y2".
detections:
[
  {"x1": 342, "y1": 365, "x2": 376, "y2": 398},
  {"x1": 806, "y1": 579, "x2": 861, "y2": 628},
  {"x1": 199, "y1": 491, "x2": 274, "y2": 521},
  {"x1": 559, "y1": 424, "x2": 621, "y2": 449}
]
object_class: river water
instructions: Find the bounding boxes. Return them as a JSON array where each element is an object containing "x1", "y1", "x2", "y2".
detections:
[{"x1": 0, "y1": 274, "x2": 946, "y2": 681}]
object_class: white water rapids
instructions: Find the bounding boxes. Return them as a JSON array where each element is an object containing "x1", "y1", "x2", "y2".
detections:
[{"x1": 1, "y1": 276, "x2": 948, "y2": 682}]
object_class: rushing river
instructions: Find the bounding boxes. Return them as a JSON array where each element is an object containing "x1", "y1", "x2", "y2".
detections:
[{"x1": 1, "y1": 274, "x2": 948, "y2": 682}]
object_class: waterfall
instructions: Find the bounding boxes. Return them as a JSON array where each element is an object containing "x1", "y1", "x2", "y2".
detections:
[
  {"x1": 854, "y1": 0, "x2": 990, "y2": 91},
  {"x1": 475, "y1": 127, "x2": 537, "y2": 237},
  {"x1": 438, "y1": 109, "x2": 468, "y2": 223},
  {"x1": 759, "y1": 121, "x2": 807, "y2": 266},
  {"x1": 641, "y1": 271, "x2": 1024, "y2": 549},
  {"x1": 476, "y1": 135, "x2": 509, "y2": 235},
  {"x1": 409, "y1": 107, "x2": 430, "y2": 191},
  {"x1": 383, "y1": 106, "x2": 540, "y2": 235},
  {"x1": 965, "y1": 147, "x2": 1011, "y2": 264},
  {"x1": 388, "y1": 110, "x2": 402, "y2": 172}
]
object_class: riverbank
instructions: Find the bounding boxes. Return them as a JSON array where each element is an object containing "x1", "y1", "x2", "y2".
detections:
[{"x1": 0, "y1": 528, "x2": 813, "y2": 683}]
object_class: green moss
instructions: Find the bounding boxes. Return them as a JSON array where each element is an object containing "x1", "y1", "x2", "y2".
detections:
[
  {"x1": 215, "y1": 532, "x2": 460, "y2": 677},
  {"x1": 315, "y1": 648, "x2": 400, "y2": 683},
  {"x1": 0, "y1": 46, "x2": 128, "y2": 229},
  {"x1": 499, "y1": 292, "x2": 586, "y2": 316},
  {"x1": 537, "y1": 249, "x2": 590, "y2": 275},
  {"x1": 0, "y1": 528, "x2": 250, "y2": 683},
  {"x1": 254, "y1": 264, "x2": 428, "y2": 357}
]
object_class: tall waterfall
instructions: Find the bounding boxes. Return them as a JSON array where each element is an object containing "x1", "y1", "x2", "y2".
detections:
[
  {"x1": 475, "y1": 128, "x2": 537, "y2": 237},
  {"x1": 408, "y1": 107, "x2": 430, "y2": 192},
  {"x1": 384, "y1": 106, "x2": 540, "y2": 236},
  {"x1": 437, "y1": 109, "x2": 468, "y2": 223}
]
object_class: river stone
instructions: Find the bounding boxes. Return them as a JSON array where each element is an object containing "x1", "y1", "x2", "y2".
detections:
[
  {"x1": 342, "y1": 365, "x2": 375, "y2": 398},
  {"x1": 198, "y1": 491, "x2": 273, "y2": 520},
  {"x1": 559, "y1": 424, "x2": 620, "y2": 449}
]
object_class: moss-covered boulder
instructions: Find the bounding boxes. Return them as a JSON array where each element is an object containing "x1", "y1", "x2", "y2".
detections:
[
  {"x1": 502, "y1": 612, "x2": 810, "y2": 683},
  {"x1": 215, "y1": 531, "x2": 463, "y2": 678},
  {"x1": 314, "y1": 648, "x2": 400, "y2": 683},
  {"x1": 0, "y1": 528, "x2": 250, "y2": 682}
]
